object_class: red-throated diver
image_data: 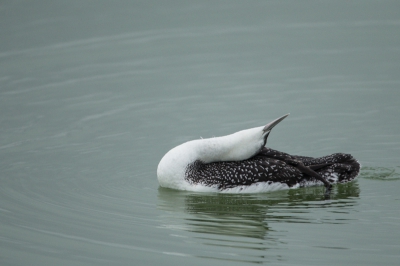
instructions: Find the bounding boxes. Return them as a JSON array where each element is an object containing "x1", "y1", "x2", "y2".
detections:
[{"x1": 157, "y1": 114, "x2": 359, "y2": 195}]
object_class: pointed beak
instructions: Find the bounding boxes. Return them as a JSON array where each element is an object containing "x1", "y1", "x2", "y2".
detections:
[{"x1": 263, "y1": 113, "x2": 289, "y2": 133}]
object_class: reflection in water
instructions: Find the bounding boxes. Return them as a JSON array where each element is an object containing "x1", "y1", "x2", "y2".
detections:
[{"x1": 157, "y1": 183, "x2": 360, "y2": 263}]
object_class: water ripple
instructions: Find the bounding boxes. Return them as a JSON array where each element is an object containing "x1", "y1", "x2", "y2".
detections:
[{"x1": 359, "y1": 166, "x2": 400, "y2": 181}]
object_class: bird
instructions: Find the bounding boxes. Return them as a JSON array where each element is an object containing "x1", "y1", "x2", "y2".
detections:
[{"x1": 157, "y1": 114, "x2": 360, "y2": 196}]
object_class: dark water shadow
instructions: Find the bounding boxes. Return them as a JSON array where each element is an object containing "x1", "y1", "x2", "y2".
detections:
[
  {"x1": 157, "y1": 182, "x2": 360, "y2": 240},
  {"x1": 157, "y1": 181, "x2": 361, "y2": 263}
]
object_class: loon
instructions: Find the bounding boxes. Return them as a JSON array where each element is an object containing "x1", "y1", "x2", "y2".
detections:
[{"x1": 157, "y1": 114, "x2": 360, "y2": 196}]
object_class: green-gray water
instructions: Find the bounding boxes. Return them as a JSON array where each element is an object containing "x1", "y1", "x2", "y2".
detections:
[{"x1": 1, "y1": 1, "x2": 399, "y2": 265}]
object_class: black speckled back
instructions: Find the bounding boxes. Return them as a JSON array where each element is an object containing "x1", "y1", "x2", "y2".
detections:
[{"x1": 185, "y1": 147, "x2": 360, "y2": 190}]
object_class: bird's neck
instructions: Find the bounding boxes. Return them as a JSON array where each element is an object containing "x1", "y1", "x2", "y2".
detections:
[{"x1": 189, "y1": 126, "x2": 266, "y2": 163}]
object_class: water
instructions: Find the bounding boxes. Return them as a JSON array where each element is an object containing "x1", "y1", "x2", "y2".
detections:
[{"x1": 1, "y1": 1, "x2": 400, "y2": 265}]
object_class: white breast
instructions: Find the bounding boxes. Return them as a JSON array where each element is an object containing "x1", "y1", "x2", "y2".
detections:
[{"x1": 157, "y1": 126, "x2": 267, "y2": 190}]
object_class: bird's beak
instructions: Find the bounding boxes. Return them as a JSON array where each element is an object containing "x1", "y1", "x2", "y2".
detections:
[{"x1": 263, "y1": 113, "x2": 289, "y2": 133}]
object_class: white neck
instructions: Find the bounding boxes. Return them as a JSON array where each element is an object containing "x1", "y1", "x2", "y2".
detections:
[{"x1": 191, "y1": 126, "x2": 266, "y2": 163}]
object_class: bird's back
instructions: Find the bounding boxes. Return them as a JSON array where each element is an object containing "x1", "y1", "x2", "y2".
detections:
[{"x1": 185, "y1": 147, "x2": 360, "y2": 191}]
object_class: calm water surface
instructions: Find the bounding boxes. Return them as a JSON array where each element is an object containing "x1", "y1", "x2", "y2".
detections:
[{"x1": 1, "y1": 1, "x2": 400, "y2": 265}]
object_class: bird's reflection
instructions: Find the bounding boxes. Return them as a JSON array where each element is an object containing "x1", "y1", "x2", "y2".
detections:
[{"x1": 157, "y1": 182, "x2": 360, "y2": 240}]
